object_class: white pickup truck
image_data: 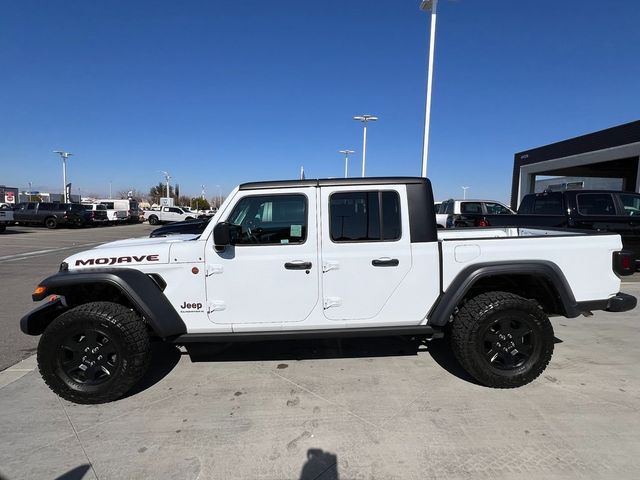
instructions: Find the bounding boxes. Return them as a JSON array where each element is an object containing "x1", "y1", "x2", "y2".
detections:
[
  {"x1": 0, "y1": 207, "x2": 13, "y2": 233},
  {"x1": 21, "y1": 177, "x2": 636, "y2": 404},
  {"x1": 146, "y1": 206, "x2": 196, "y2": 225}
]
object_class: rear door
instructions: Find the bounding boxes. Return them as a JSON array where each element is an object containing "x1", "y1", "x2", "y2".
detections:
[{"x1": 319, "y1": 185, "x2": 412, "y2": 321}]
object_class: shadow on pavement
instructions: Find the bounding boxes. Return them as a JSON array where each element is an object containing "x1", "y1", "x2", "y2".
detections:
[
  {"x1": 0, "y1": 229, "x2": 32, "y2": 235},
  {"x1": 184, "y1": 335, "x2": 482, "y2": 386},
  {"x1": 123, "y1": 342, "x2": 181, "y2": 398},
  {"x1": 299, "y1": 449, "x2": 339, "y2": 480},
  {"x1": 53, "y1": 464, "x2": 91, "y2": 480}
]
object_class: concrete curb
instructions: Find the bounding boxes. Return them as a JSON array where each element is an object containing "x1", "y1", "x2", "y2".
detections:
[{"x1": 0, "y1": 354, "x2": 37, "y2": 389}]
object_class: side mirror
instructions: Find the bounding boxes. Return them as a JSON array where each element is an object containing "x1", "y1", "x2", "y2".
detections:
[{"x1": 213, "y1": 222, "x2": 239, "y2": 247}]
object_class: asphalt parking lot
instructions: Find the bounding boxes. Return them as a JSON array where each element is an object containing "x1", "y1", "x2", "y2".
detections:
[{"x1": 1, "y1": 225, "x2": 639, "y2": 479}]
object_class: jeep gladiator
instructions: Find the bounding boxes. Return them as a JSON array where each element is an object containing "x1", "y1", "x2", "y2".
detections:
[{"x1": 20, "y1": 177, "x2": 637, "y2": 403}]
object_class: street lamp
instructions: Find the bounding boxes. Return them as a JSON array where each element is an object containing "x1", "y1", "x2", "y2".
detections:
[
  {"x1": 419, "y1": 0, "x2": 438, "y2": 178},
  {"x1": 53, "y1": 150, "x2": 73, "y2": 202},
  {"x1": 160, "y1": 171, "x2": 171, "y2": 200},
  {"x1": 28, "y1": 181, "x2": 32, "y2": 202},
  {"x1": 338, "y1": 150, "x2": 355, "y2": 178},
  {"x1": 461, "y1": 186, "x2": 470, "y2": 199},
  {"x1": 353, "y1": 115, "x2": 378, "y2": 177}
]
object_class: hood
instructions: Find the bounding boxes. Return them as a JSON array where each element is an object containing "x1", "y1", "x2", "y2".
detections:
[{"x1": 64, "y1": 234, "x2": 199, "y2": 270}]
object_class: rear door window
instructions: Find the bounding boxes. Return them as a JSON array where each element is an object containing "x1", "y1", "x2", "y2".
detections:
[
  {"x1": 577, "y1": 193, "x2": 616, "y2": 216},
  {"x1": 329, "y1": 191, "x2": 400, "y2": 242},
  {"x1": 460, "y1": 202, "x2": 482, "y2": 214}
]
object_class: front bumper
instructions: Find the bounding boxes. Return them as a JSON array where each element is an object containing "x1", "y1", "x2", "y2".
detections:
[
  {"x1": 606, "y1": 292, "x2": 637, "y2": 313},
  {"x1": 20, "y1": 295, "x2": 68, "y2": 336}
]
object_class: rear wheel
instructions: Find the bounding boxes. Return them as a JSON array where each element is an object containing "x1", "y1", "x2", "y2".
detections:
[
  {"x1": 450, "y1": 291, "x2": 554, "y2": 388},
  {"x1": 148, "y1": 215, "x2": 159, "y2": 225},
  {"x1": 0, "y1": 223, "x2": 5, "y2": 233},
  {"x1": 44, "y1": 217, "x2": 57, "y2": 229},
  {"x1": 37, "y1": 302, "x2": 151, "y2": 404}
]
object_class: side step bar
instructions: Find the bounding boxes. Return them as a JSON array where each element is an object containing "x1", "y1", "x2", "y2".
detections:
[{"x1": 172, "y1": 325, "x2": 444, "y2": 344}]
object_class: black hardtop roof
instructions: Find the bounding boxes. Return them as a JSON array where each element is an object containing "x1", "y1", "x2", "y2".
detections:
[{"x1": 239, "y1": 176, "x2": 429, "y2": 191}]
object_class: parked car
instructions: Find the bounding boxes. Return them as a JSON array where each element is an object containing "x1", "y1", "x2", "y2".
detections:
[
  {"x1": 146, "y1": 206, "x2": 196, "y2": 225},
  {"x1": 13, "y1": 202, "x2": 92, "y2": 229},
  {"x1": 472, "y1": 190, "x2": 640, "y2": 270},
  {"x1": 435, "y1": 199, "x2": 514, "y2": 228},
  {"x1": 149, "y1": 217, "x2": 211, "y2": 237},
  {"x1": 97, "y1": 199, "x2": 141, "y2": 223},
  {"x1": 0, "y1": 208, "x2": 13, "y2": 233},
  {"x1": 81, "y1": 204, "x2": 110, "y2": 226},
  {"x1": 21, "y1": 176, "x2": 636, "y2": 404}
]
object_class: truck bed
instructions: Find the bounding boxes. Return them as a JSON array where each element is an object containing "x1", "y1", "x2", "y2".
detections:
[{"x1": 437, "y1": 227, "x2": 622, "y2": 304}]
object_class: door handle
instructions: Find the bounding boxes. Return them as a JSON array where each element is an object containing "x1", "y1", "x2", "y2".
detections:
[
  {"x1": 372, "y1": 258, "x2": 399, "y2": 267},
  {"x1": 284, "y1": 261, "x2": 312, "y2": 270}
]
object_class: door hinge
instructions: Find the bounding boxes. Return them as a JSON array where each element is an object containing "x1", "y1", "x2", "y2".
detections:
[
  {"x1": 322, "y1": 261, "x2": 340, "y2": 273},
  {"x1": 323, "y1": 297, "x2": 342, "y2": 309},
  {"x1": 207, "y1": 300, "x2": 226, "y2": 313},
  {"x1": 206, "y1": 264, "x2": 224, "y2": 276}
]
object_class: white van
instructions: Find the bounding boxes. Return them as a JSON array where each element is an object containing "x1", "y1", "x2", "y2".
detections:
[{"x1": 97, "y1": 199, "x2": 141, "y2": 223}]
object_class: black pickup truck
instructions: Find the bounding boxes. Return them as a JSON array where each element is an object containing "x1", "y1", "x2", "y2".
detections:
[
  {"x1": 454, "y1": 190, "x2": 640, "y2": 269},
  {"x1": 13, "y1": 202, "x2": 93, "y2": 229}
]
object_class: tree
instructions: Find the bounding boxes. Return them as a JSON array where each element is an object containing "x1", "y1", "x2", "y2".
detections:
[
  {"x1": 149, "y1": 182, "x2": 174, "y2": 203},
  {"x1": 117, "y1": 188, "x2": 145, "y2": 201},
  {"x1": 192, "y1": 198, "x2": 210, "y2": 210},
  {"x1": 177, "y1": 195, "x2": 192, "y2": 207}
]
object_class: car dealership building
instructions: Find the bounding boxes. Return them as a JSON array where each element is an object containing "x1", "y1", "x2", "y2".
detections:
[{"x1": 511, "y1": 120, "x2": 640, "y2": 208}]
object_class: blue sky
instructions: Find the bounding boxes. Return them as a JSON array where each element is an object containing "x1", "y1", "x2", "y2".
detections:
[{"x1": 1, "y1": 0, "x2": 639, "y2": 203}]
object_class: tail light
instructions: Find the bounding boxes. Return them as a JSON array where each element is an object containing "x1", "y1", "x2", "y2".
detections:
[
  {"x1": 91, "y1": 211, "x2": 95, "y2": 219},
  {"x1": 613, "y1": 250, "x2": 635, "y2": 276},
  {"x1": 477, "y1": 218, "x2": 490, "y2": 227}
]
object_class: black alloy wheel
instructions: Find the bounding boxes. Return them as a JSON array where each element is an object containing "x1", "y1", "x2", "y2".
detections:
[
  {"x1": 45, "y1": 217, "x2": 57, "y2": 229},
  {"x1": 58, "y1": 328, "x2": 121, "y2": 386},
  {"x1": 478, "y1": 313, "x2": 537, "y2": 371}
]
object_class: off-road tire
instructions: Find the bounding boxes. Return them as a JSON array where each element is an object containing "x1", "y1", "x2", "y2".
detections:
[
  {"x1": 450, "y1": 291, "x2": 554, "y2": 388},
  {"x1": 38, "y1": 302, "x2": 151, "y2": 404},
  {"x1": 148, "y1": 215, "x2": 159, "y2": 225},
  {"x1": 0, "y1": 223, "x2": 6, "y2": 233},
  {"x1": 44, "y1": 217, "x2": 57, "y2": 229}
]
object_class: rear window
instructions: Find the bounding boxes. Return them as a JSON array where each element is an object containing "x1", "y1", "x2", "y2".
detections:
[
  {"x1": 96, "y1": 204, "x2": 107, "y2": 211},
  {"x1": 577, "y1": 193, "x2": 616, "y2": 216},
  {"x1": 100, "y1": 202, "x2": 115, "y2": 209},
  {"x1": 38, "y1": 203, "x2": 54, "y2": 211},
  {"x1": 83, "y1": 205, "x2": 93, "y2": 211}
]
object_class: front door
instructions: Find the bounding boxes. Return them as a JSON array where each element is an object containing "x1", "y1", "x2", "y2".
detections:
[
  {"x1": 205, "y1": 187, "x2": 319, "y2": 325},
  {"x1": 320, "y1": 185, "x2": 412, "y2": 321}
]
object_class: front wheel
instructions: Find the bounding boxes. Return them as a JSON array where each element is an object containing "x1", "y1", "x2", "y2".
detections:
[
  {"x1": 37, "y1": 302, "x2": 151, "y2": 404},
  {"x1": 148, "y1": 215, "x2": 159, "y2": 225},
  {"x1": 450, "y1": 291, "x2": 554, "y2": 388}
]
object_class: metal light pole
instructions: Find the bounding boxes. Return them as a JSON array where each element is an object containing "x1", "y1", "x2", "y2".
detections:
[
  {"x1": 53, "y1": 151, "x2": 73, "y2": 202},
  {"x1": 461, "y1": 186, "x2": 470, "y2": 200},
  {"x1": 339, "y1": 150, "x2": 355, "y2": 178},
  {"x1": 160, "y1": 171, "x2": 171, "y2": 199},
  {"x1": 216, "y1": 185, "x2": 221, "y2": 208},
  {"x1": 28, "y1": 181, "x2": 32, "y2": 202},
  {"x1": 353, "y1": 115, "x2": 378, "y2": 177},
  {"x1": 419, "y1": 0, "x2": 438, "y2": 178},
  {"x1": 109, "y1": 181, "x2": 112, "y2": 199}
]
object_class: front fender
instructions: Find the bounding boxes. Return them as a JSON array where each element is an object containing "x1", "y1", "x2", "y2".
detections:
[{"x1": 26, "y1": 268, "x2": 186, "y2": 338}]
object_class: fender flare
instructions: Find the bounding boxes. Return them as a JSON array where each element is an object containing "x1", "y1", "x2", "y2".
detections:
[
  {"x1": 427, "y1": 261, "x2": 579, "y2": 326},
  {"x1": 23, "y1": 268, "x2": 186, "y2": 338}
]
